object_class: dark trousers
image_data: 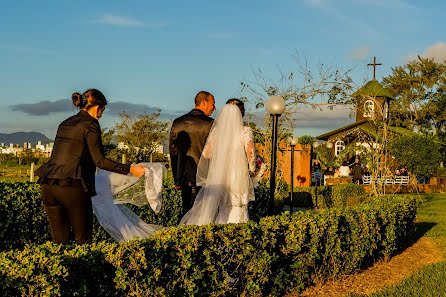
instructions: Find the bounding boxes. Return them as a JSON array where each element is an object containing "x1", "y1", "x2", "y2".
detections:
[
  {"x1": 180, "y1": 185, "x2": 201, "y2": 217},
  {"x1": 41, "y1": 184, "x2": 93, "y2": 245}
]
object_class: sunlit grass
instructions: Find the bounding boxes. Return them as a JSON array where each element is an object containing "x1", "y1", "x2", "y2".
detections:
[{"x1": 355, "y1": 193, "x2": 446, "y2": 297}]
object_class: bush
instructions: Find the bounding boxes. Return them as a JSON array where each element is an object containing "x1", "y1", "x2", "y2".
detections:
[
  {"x1": 249, "y1": 178, "x2": 288, "y2": 221},
  {"x1": 292, "y1": 184, "x2": 367, "y2": 209},
  {"x1": 0, "y1": 195, "x2": 417, "y2": 296},
  {"x1": 0, "y1": 178, "x2": 182, "y2": 250}
]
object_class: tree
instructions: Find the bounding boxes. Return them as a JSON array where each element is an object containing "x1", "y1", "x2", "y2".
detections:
[
  {"x1": 101, "y1": 128, "x2": 117, "y2": 157},
  {"x1": 241, "y1": 55, "x2": 355, "y2": 180},
  {"x1": 115, "y1": 111, "x2": 169, "y2": 163},
  {"x1": 389, "y1": 135, "x2": 442, "y2": 179},
  {"x1": 382, "y1": 57, "x2": 446, "y2": 133}
]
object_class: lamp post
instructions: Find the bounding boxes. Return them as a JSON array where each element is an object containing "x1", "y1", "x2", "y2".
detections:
[
  {"x1": 288, "y1": 135, "x2": 298, "y2": 213},
  {"x1": 266, "y1": 95, "x2": 286, "y2": 215}
]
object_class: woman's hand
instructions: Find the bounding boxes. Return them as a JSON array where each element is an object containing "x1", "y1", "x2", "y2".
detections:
[{"x1": 130, "y1": 165, "x2": 146, "y2": 177}]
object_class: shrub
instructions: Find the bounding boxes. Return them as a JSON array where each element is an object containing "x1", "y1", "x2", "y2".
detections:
[
  {"x1": 292, "y1": 184, "x2": 367, "y2": 209},
  {"x1": 249, "y1": 178, "x2": 288, "y2": 221},
  {"x1": 0, "y1": 178, "x2": 182, "y2": 250},
  {"x1": 0, "y1": 195, "x2": 417, "y2": 296}
]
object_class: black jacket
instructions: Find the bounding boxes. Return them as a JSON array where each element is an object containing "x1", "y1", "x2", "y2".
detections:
[
  {"x1": 169, "y1": 109, "x2": 214, "y2": 186},
  {"x1": 35, "y1": 110, "x2": 130, "y2": 196}
]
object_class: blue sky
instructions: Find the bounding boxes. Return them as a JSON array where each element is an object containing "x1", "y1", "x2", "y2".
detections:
[{"x1": 1, "y1": 0, "x2": 445, "y2": 139}]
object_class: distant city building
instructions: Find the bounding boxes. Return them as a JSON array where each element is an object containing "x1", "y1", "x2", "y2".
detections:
[
  {"x1": 36, "y1": 140, "x2": 45, "y2": 151},
  {"x1": 118, "y1": 142, "x2": 129, "y2": 150}
]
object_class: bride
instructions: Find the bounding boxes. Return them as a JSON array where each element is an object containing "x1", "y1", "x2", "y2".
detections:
[
  {"x1": 93, "y1": 99, "x2": 256, "y2": 241},
  {"x1": 179, "y1": 99, "x2": 256, "y2": 226}
]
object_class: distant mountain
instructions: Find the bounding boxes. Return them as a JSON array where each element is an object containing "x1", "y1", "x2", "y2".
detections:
[{"x1": 0, "y1": 132, "x2": 52, "y2": 146}]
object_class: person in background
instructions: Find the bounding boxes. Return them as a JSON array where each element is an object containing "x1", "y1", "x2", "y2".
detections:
[
  {"x1": 351, "y1": 157, "x2": 362, "y2": 184},
  {"x1": 313, "y1": 159, "x2": 322, "y2": 186},
  {"x1": 35, "y1": 89, "x2": 146, "y2": 245},
  {"x1": 339, "y1": 161, "x2": 350, "y2": 177},
  {"x1": 334, "y1": 168, "x2": 340, "y2": 178},
  {"x1": 323, "y1": 165, "x2": 335, "y2": 185}
]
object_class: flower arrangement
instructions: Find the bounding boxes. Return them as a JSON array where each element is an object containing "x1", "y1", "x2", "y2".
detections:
[{"x1": 251, "y1": 156, "x2": 267, "y2": 188}]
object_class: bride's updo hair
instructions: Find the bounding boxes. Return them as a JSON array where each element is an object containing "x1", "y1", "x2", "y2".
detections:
[
  {"x1": 72, "y1": 89, "x2": 108, "y2": 110},
  {"x1": 226, "y1": 98, "x2": 245, "y2": 117}
]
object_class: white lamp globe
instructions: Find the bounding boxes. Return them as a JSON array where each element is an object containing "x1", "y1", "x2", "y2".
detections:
[
  {"x1": 326, "y1": 141, "x2": 333, "y2": 149},
  {"x1": 288, "y1": 135, "x2": 298, "y2": 146},
  {"x1": 313, "y1": 142, "x2": 319, "y2": 148},
  {"x1": 266, "y1": 96, "x2": 286, "y2": 115}
]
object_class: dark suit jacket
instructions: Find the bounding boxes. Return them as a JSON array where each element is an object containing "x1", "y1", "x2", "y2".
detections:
[
  {"x1": 169, "y1": 109, "x2": 213, "y2": 187},
  {"x1": 35, "y1": 110, "x2": 130, "y2": 196}
]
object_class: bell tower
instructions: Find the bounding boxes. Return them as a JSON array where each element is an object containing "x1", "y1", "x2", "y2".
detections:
[{"x1": 351, "y1": 57, "x2": 394, "y2": 122}]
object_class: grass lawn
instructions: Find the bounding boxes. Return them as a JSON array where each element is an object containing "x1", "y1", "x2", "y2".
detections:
[
  {"x1": 355, "y1": 193, "x2": 446, "y2": 297},
  {"x1": 0, "y1": 164, "x2": 34, "y2": 182}
]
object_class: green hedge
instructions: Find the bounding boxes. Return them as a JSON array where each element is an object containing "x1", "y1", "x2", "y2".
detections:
[
  {"x1": 0, "y1": 195, "x2": 417, "y2": 296},
  {"x1": 0, "y1": 179, "x2": 282, "y2": 250},
  {"x1": 0, "y1": 179, "x2": 183, "y2": 250},
  {"x1": 292, "y1": 184, "x2": 368, "y2": 209}
]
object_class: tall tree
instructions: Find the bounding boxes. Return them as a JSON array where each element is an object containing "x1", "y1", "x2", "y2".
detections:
[
  {"x1": 115, "y1": 111, "x2": 169, "y2": 162},
  {"x1": 382, "y1": 56, "x2": 446, "y2": 133}
]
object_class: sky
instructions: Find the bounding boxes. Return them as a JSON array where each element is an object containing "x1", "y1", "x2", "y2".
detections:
[{"x1": 1, "y1": 0, "x2": 445, "y2": 139}]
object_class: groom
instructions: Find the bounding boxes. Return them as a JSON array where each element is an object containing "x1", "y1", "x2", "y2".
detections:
[{"x1": 169, "y1": 91, "x2": 215, "y2": 216}]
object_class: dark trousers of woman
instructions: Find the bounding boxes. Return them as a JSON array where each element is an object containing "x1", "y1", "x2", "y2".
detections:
[{"x1": 41, "y1": 183, "x2": 93, "y2": 245}]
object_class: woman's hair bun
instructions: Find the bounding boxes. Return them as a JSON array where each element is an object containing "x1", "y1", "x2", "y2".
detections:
[{"x1": 72, "y1": 92, "x2": 83, "y2": 109}]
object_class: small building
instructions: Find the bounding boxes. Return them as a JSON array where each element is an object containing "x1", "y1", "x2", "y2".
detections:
[{"x1": 316, "y1": 79, "x2": 396, "y2": 158}]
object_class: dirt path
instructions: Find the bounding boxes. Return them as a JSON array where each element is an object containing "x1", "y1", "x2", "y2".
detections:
[{"x1": 285, "y1": 237, "x2": 443, "y2": 297}]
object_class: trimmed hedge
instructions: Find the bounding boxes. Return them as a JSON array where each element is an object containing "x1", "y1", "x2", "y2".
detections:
[
  {"x1": 0, "y1": 180, "x2": 183, "y2": 250},
  {"x1": 0, "y1": 195, "x2": 417, "y2": 296},
  {"x1": 0, "y1": 179, "x2": 284, "y2": 250},
  {"x1": 293, "y1": 184, "x2": 368, "y2": 209}
]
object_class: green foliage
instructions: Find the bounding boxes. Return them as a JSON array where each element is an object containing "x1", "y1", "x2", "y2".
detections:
[
  {"x1": 0, "y1": 195, "x2": 417, "y2": 296},
  {"x1": 293, "y1": 184, "x2": 367, "y2": 209},
  {"x1": 0, "y1": 178, "x2": 183, "y2": 250},
  {"x1": 297, "y1": 135, "x2": 315, "y2": 146},
  {"x1": 101, "y1": 127, "x2": 117, "y2": 156},
  {"x1": 382, "y1": 57, "x2": 446, "y2": 133},
  {"x1": 389, "y1": 135, "x2": 442, "y2": 178},
  {"x1": 0, "y1": 181, "x2": 51, "y2": 250},
  {"x1": 115, "y1": 110, "x2": 169, "y2": 162},
  {"x1": 249, "y1": 178, "x2": 289, "y2": 221},
  {"x1": 314, "y1": 143, "x2": 336, "y2": 168}
]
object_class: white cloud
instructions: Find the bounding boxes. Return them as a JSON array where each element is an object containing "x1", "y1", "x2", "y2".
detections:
[
  {"x1": 92, "y1": 14, "x2": 144, "y2": 26},
  {"x1": 249, "y1": 104, "x2": 354, "y2": 137},
  {"x1": 402, "y1": 42, "x2": 446, "y2": 63},
  {"x1": 350, "y1": 45, "x2": 370, "y2": 60},
  {"x1": 423, "y1": 42, "x2": 446, "y2": 63}
]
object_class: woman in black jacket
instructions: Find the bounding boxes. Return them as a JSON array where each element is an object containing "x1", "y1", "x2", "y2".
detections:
[{"x1": 35, "y1": 89, "x2": 146, "y2": 245}]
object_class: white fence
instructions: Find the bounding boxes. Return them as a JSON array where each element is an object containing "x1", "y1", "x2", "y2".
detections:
[{"x1": 362, "y1": 175, "x2": 410, "y2": 185}]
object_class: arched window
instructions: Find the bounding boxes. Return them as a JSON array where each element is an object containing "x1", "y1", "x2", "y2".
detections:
[
  {"x1": 363, "y1": 100, "x2": 375, "y2": 117},
  {"x1": 335, "y1": 140, "x2": 345, "y2": 156}
]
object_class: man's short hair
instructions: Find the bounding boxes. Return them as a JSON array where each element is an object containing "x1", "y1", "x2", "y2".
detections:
[{"x1": 195, "y1": 91, "x2": 212, "y2": 106}]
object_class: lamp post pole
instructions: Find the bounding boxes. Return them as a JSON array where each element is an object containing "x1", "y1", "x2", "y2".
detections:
[
  {"x1": 290, "y1": 143, "x2": 295, "y2": 212},
  {"x1": 269, "y1": 114, "x2": 280, "y2": 214},
  {"x1": 288, "y1": 135, "x2": 298, "y2": 214},
  {"x1": 266, "y1": 95, "x2": 286, "y2": 215}
]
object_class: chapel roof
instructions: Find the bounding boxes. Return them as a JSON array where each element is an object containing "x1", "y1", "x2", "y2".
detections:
[
  {"x1": 351, "y1": 79, "x2": 395, "y2": 100},
  {"x1": 316, "y1": 120, "x2": 367, "y2": 141}
]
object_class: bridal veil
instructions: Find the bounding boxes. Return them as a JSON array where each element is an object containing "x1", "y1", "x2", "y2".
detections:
[{"x1": 179, "y1": 104, "x2": 255, "y2": 226}]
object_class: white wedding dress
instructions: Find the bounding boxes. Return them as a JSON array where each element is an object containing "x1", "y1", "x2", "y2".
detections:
[
  {"x1": 179, "y1": 104, "x2": 256, "y2": 226},
  {"x1": 92, "y1": 163, "x2": 166, "y2": 242},
  {"x1": 92, "y1": 104, "x2": 256, "y2": 241}
]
